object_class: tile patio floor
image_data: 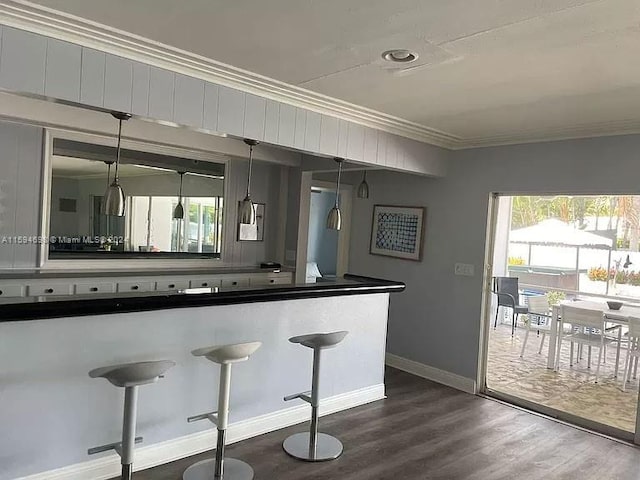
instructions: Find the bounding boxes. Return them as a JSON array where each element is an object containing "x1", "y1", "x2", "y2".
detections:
[{"x1": 487, "y1": 321, "x2": 639, "y2": 433}]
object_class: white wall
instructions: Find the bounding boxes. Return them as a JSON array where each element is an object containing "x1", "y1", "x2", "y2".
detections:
[{"x1": 349, "y1": 133, "x2": 640, "y2": 381}]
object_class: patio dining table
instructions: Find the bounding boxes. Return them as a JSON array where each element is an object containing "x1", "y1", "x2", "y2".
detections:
[{"x1": 547, "y1": 300, "x2": 640, "y2": 370}]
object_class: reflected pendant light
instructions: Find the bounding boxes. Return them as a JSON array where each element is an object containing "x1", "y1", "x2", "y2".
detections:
[
  {"x1": 173, "y1": 171, "x2": 186, "y2": 219},
  {"x1": 357, "y1": 170, "x2": 370, "y2": 199},
  {"x1": 103, "y1": 112, "x2": 131, "y2": 216},
  {"x1": 327, "y1": 157, "x2": 344, "y2": 230},
  {"x1": 239, "y1": 139, "x2": 259, "y2": 225}
]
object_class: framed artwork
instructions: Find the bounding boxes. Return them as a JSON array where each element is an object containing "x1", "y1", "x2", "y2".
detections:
[
  {"x1": 370, "y1": 205, "x2": 425, "y2": 261},
  {"x1": 237, "y1": 202, "x2": 265, "y2": 241}
]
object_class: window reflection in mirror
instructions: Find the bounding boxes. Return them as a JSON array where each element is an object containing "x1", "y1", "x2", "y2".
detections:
[{"x1": 48, "y1": 139, "x2": 224, "y2": 259}]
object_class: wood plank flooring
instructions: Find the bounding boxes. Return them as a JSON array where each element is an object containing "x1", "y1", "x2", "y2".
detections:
[{"x1": 121, "y1": 368, "x2": 640, "y2": 480}]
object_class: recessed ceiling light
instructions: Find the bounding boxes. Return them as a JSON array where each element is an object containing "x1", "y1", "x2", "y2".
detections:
[{"x1": 381, "y1": 49, "x2": 418, "y2": 63}]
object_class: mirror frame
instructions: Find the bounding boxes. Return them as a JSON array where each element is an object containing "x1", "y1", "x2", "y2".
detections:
[{"x1": 40, "y1": 128, "x2": 230, "y2": 269}]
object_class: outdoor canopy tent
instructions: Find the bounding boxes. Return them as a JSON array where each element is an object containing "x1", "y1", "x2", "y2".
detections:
[
  {"x1": 509, "y1": 219, "x2": 614, "y2": 293},
  {"x1": 510, "y1": 219, "x2": 613, "y2": 248}
]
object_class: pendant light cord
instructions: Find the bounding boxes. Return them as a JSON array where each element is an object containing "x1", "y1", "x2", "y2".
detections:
[
  {"x1": 178, "y1": 172, "x2": 184, "y2": 200},
  {"x1": 114, "y1": 118, "x2": 123, "y2": 182},
  {"x1": 246, "y1": 145, "x2": 254, "y2": 197},
  {"x1": 335, "y1": 160, "x2": 342, "y2": 208}
]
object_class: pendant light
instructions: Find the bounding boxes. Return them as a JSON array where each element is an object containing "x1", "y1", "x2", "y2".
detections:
[
  {"x1": 357, "y1": 170, "x2": 369, "y2": 199},
  {"x1": 103, "y1": 112, "x2": 131, "y2": 216},
  {"x1": 173, "y1": 171, "x2": 186, "y2": 219},
  {"x1": 239, "y1": 139, "x2": 259, "y2": 225},
  {"x1": 327, "y1": 157, "x2": 343, "y2": 230}
]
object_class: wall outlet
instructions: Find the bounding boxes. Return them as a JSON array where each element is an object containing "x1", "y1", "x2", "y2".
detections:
[{"x1": 454, "y1": 263, "x2": 475, "y2": 276}]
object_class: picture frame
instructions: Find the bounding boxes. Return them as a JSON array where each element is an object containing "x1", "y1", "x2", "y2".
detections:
[
  {"x1": 237, "y1": 202, "x2": 265, "y2": 241},
  {"x1": 370, "y1": 204, "x2": 426, "y2": 261}
]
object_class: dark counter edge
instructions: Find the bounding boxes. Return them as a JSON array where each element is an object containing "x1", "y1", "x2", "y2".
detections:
[{"x1": 0, "y1": 274, "x2": 406, "y2": 322}]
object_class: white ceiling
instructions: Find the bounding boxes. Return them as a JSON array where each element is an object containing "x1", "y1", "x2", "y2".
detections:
[{"x1": 31, "y1": 0, "x2": 640, "y2": 145}]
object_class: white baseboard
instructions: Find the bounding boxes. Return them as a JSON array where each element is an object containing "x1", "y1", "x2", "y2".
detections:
[
  {"x1": 15, "y1": 384, "x2": 384, "y2": 480},
  {"x1": 385, "y1": 353, "x2": 477, "y2": 394}
]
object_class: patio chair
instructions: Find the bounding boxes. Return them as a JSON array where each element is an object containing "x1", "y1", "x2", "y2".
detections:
[
  {"x1": 492, "y1": 276, "x2": 528, "y2": 336},
  {"x1": 555, "y1": 304, "x2": 612, "y2": 383},
  {"x1": 520, "y1": 295, "x2": 551, "y2": 358},
  {"x1": 621, "y1": 316, "x2": 640, "y2": 392}
]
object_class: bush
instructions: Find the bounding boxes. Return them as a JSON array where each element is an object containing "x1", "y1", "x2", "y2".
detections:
[
  {"x1": 587, "y1": 266, "x2": 609, "y2": 282},
  {"x1": 546, "y1": 291, "x2": 566, "y2": 306},
  {"x1": 629, "y1": 272, "x2": 640, "y2": 286},
  {"x1": 616, "y1": 270, "x2": 629, "y2": 284},
  {"x1": 508, "y1": 256, "x2": 525, "y2": 266}
]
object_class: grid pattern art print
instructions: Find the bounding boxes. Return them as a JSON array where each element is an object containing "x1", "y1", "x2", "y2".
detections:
[{"x1": 375, "y1": 212, "x2": 419, "y2": 253}]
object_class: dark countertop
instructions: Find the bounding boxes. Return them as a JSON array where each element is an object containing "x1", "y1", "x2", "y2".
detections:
[
  {"x1": 0, "y1": 274, "x2": 405, "y2": 322},
  {"x1": 0, "y1": 265, "x2": 293, "y2": 280}
]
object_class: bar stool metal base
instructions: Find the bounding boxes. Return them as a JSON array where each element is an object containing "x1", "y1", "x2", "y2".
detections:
[
  {"x1": 183, "y1": 458, "x2": 254, "y2": 480},
  {"x1": 282, "y1": 432, "x2": 343, "y2": 462}
]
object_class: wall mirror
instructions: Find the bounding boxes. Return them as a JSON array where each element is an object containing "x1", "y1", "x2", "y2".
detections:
[{"x1": 48, "y1": 138, "x2": 225, "y2": 259}]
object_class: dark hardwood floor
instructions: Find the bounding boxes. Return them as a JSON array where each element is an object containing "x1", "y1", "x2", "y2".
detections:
[{"x1": 123, "y1": 368, "x2": 640, "y2": 480}]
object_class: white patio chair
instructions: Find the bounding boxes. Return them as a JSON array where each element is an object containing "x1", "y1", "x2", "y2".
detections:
[
  {"x1": 520, "y1": 295, "x2": 551, "y2": 358},
  {"x1": 621, "y1": 316, "x2": 640, "y2": 392},
  {"x1": 555, "y1": 304, "x2": 612, "y2": 383}
]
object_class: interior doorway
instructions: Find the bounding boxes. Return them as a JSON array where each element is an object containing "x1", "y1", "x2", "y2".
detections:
[{"x1": 295, "y1": 174, "x2": 352, "y2": 284}]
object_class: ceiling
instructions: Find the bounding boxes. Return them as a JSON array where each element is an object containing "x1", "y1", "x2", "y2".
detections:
[{"x1": 31, "y1": 0, "x2": 640, "y2": 145}]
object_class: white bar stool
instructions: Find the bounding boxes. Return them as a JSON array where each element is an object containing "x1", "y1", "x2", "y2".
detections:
[
  {"x1": 184, "y1": 341, "x2": 262, "y2": 480},
  {"x1": 88, "y1": 360, "x2": 176, "y2": 480},
  {"x1": 282, "y1": 331, "x2": 348, "y2": 462}
]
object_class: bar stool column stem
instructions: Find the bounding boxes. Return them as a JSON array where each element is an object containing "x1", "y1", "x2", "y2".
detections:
[
  {"x1": 309, "y1": 347, "x2": 322, "y2": 457},
  {"x1": 215, "y1": 362, "x2": 232, "y2": 478},
  {"x1": 121, "y1": 385, "x2": 139, "y2": 480}
]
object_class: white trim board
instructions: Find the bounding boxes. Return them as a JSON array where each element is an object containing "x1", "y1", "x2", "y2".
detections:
[
  {"x1": 15, "y1": 383, "x2": 384, "y2": 480},
  {"x1": 385, "y1": 353, "x2": 477, "y2": 394},
  {"x1": 0, "y1": 0, "x2": 458, "y2": 149}
]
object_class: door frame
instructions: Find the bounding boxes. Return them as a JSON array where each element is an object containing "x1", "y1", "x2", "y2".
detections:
[
  {"x1": 295, "y1": 173, "x2": 352, "y2": 283},
  {"x1": 478, "y1": 192, "x2": 640, "y2": 444}
]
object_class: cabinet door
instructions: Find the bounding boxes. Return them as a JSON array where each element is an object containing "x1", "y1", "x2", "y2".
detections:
[
  {"x1": 117, "y1": 281, "x2": 154, "y2": 293},
  {"x1": 131, "y1": 62, "x2": 150, "y2": 117},
  {"x1": 189, "y1": 278, "x2": 221, "y2": 288},
  {"x1": 217, "y1": 86, "x2": 245, "y2": 137},
  {"x1": 104, "y1": 54, "x2": 133, "y2": 112},
  {"x1": 45, "y1": 38, "x2": 81, "y2": 102},
  {"x1": 220, "y1": 277, "x2": 250, "y2": 288},
  {"x1": 243, "y1": 94, "x2": 266, "y2": 141},
  {"x1": 75, "y1": 282, "x2": 116, "y2": 295},
  {"x1": 173, "y1": 74, "x2": 204, "y2": 128},
  {"x1": 0, "y1": 284, "x2": 25, "y2": 298},
  {"x1": 80, "y1": 48, "x2": 106, "y2": 107},
  {"x1": 156, "y1": 279, "x2": 190, "y2": 291},
  {"x1": 0, "y1": 27, "x2": 47, "y2": 95},
  {"x1": 148, "y1": 67, "x2": 175, "y2": 120},
  {"x1": 27, "y1": 283, "x2": 73, "y2": 296}
]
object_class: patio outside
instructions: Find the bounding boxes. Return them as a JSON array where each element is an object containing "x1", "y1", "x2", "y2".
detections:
[{"x1": 487, "y1": 194, "x2": 640, "y2": 436}]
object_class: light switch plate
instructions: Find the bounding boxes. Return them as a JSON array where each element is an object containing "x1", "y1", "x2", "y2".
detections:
[{"x1": 454, "y1": 263, "x2": 475, "y2": 276}]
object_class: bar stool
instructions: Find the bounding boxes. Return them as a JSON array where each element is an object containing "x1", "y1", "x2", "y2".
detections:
[
  {"x1": 184, "y1": 341, "x2": 262, "y2": 480},
  {"x1": 282, "y1": 331, "x2": 348, "y2": 462},
  {"x1": 88, "y1": 359, "x2": 176, "y2": 480}
]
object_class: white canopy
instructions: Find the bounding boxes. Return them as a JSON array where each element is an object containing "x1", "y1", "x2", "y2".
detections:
[{"x1": 510, "y1": 219, "x2": 613, "y2": 248}]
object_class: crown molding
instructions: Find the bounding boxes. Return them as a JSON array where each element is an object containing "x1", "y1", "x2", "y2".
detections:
[
  {"x1": 0, "y1": 0, "x2": 462, "y2": 149},
  {"x1": 457, "y1": 118, "x2": 640, "y2": 150}
]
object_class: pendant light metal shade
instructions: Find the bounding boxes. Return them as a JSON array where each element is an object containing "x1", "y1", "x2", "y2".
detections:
[
  {"x1": 240, "y1": 139, "x2": 259, "y2": 225},
  {"x1": 326, "y1": 205, "x2": 342, "y2": 230},
  {"x1": 104, "y1": 182, "x2": 126, "y2": 216},
  {"x1": 173, "y1": 171, "x2": 185, "y2": 219},
  {"x1": 239, "y1": 194, "x2": 256, "y2": 224},
  {"x1": 327, "y1": 158, "x2": 344, "y2": 231},
  {"x1": 103, "y1": 112, "x2": 131, "y2": 216},
  {"x1": 357, "y1": 170, "x2": 369, "y2": 199}
]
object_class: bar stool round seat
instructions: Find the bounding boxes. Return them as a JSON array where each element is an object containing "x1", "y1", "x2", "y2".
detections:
[
  {"x1": 88, "y1": 359, "x2": 175, "y2": 480},
  {"x1": 184, "y1": 341, "x2": 261, "y2": 480},
  {"x1": 283, "y1": 331, "x2": 348, "y2": 462}
]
